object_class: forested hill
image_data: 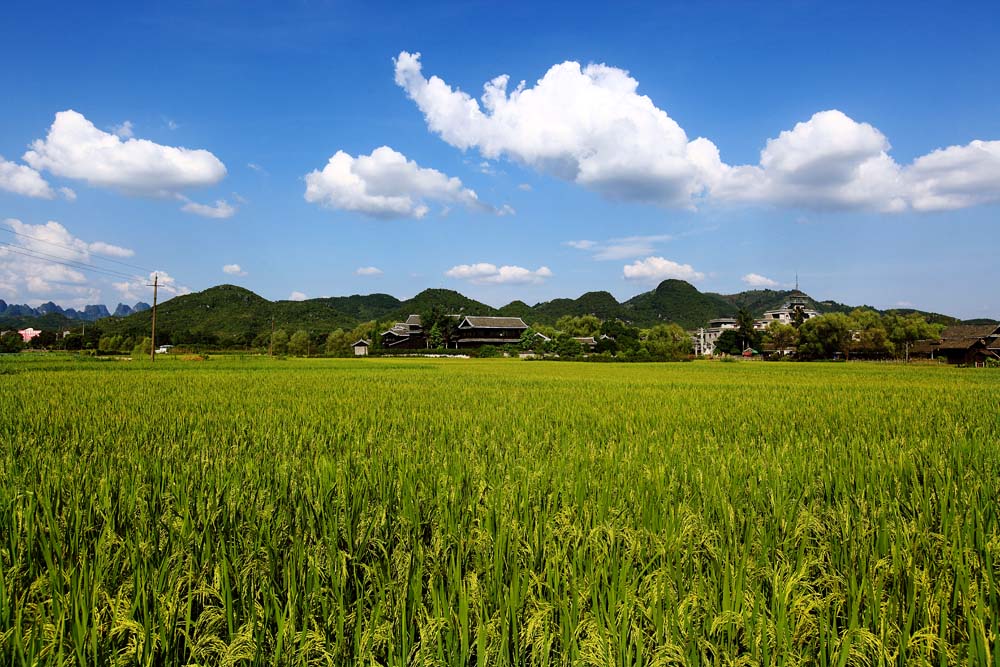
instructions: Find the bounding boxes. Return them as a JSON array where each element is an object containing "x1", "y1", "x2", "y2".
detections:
[{"x1": 26, "y1": 281, "x2": 982, "y2": 342}]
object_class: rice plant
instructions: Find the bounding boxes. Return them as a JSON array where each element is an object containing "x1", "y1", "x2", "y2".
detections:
[{"x1": 0, "y1": 356, "x2": 998, "y2": 665}]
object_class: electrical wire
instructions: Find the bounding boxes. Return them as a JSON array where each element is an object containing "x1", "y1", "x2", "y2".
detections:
[
  {"x1": 0, "y1": 242, "x2": 142, "y2": 281},
  {"x1": 0, "y1": 224, "x2": 153, "y2": 274}
]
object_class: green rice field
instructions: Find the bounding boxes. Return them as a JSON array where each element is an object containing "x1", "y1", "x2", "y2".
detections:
[{"x1": 1, "y1": 355, "x2": 999, "y2": 665}]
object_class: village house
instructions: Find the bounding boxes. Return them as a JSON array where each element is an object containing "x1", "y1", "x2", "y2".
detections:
[
  {"x1": 911, "y1": 324, "x2": 1000, "y2": 365},
  {"x1": 753, "y1": 291, "x2": 820, "y2": 330},
  {"x1": 692, "y1": 318, "x2": 738, "y2": 356},
  {"x1": 379, "y1": 314, "x2": 529, "y2": 349},
  {"x1": 380, "y1": 314, "x2": 426, "y2": 349},
  {"x1": 18, "y1": 327, "x2": 42, "y2": 343},
  {"x1": 351, "y1": 339, "x2": 370, "y2": 356}
]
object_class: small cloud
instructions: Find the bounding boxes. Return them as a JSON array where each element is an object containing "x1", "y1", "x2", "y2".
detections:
[
  {"x1": 446, "y1": 262, "x2": 552, "y2": 285},
  {"x1": 113, "y1": 270, "x2": 190, "y2": 302},
  {"x1": 232, "y1": 192, "x2": 248, "y2": 204},
  {"x1": 517, "y1": 183, "x2": 532, "y2": 191},
  {"x1": 247, "y1": 162, "x2": 266, "y2": 174},
  {"x1": 165, "y1": 118, "x2": 179, "y2": 130},
  {"x1": 223, "y1": 263, "x2": 247, "y2": 276},
  {"x1": 567, "y1": 234, "x2": 673, "y2": 260},
  {"x1": 180, "y1": 197, "x2": 236, "y2": 219},
  {"x1": 741, "y1": 273, "x2": 779, "y2": 288},
  {"x1": 288, "y1": 291, "x2": 307, "y2": 301},
  {"x1": 89, "y1": 241, "x2": 135, "y2": 258},
  {"x1": 498, "y1": 203, "x2": 516, "y2": 216},
  {"x1": 59, "y1": 186, "x2": 76, "y2": 201},
  {"x1": 355, "y1": 266, "x2": 383, "y2": 276},
  {"x1": 623, "y1": 256, "x2": 704, "y2": 282},
  {"x1": 895, "y1": 300, "x2": 914, "y2": 308},
  {"x1": 479, "y1": 161, "x2": 495, "y2": 175},
  {"x1": 111, "y1": 120, "x2": 134, "y2": 139}
]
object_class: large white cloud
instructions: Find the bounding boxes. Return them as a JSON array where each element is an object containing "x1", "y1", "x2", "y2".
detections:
[
  {"x1": 0, "y1": 156, "x2": 55, "y2": 199},
  {"x1": 710, "y1": 110, "x2": 907, "y2": 212},
  {"x1": 904, "y1": 140, "x2": 1000, "y2": 211},
  {"x1": 445, "y1": 262, "x2": 552, "y2": 285},
  {"x1": 23, "y1": 110, "x2": 227, "y2": 196},
  {"x1": 395, "y1": 51, "x2": 716, "y2": 207},
  {"x1": 304, "y1": 146, "x2": 490, "y2": 219},
  {"x1": 0, "y1": 219, "x2": 136, "y2": 305},
  {"x1": 623, "y1": 256, "x2": 704, "y2": 282},
  {"x1": 396, "y1": 53, "x2": 1000, "y2": 213}
]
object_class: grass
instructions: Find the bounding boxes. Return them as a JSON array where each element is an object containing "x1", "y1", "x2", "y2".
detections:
[{"x1": 1, "y1": 355, "x2": 998, "y2": 665}]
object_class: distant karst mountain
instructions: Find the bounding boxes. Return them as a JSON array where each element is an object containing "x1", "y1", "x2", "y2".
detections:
[{"x1": 0, "y1": 299, "x2": 149, "y2": 326}]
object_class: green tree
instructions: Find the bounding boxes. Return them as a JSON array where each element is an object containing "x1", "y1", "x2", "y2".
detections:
[
  {"x1": 325, "y1": 328, "x2": 350, "y2": 356},
  {"x1": 601, "y1": 319, "x2": 639, "y2": 352},
  {"x1": 884, "y1": 313, "x2": 943, "y2": 360},
  {"x1": 271, "y1": 329, "x2": 289, "y2": 355},
  {"x1": 555, "y1": 315, "x2": 601, "y2": 337},
  {"x1": 519, "y1": 327, "x2": 540, "y2": 351},
  {"x1": 421, "y1": 307, "x2": 456, "y2": 348},
  {"x1": 643, "y1": 323, "x2": 693, "y2": 360},
  {"x1": 288, "y1": 330, "x2": 310, "y2": 356},
  {"x1": 428, "y1": 323, "x2": 444, "y2": 348},
  {"x1": 849, "y1": 308, "x2": 894, "y2": 358},
  {"x1": 553, "y1": 333, "x2": 584, "y2": 358},
  {"x1": 764, "y1": 321, "x2": 799, "y2": 353},
  {"x1": 797, "y1": 313, "x2": 856, "y2": 360},
  {"x1": 714, "y1": 329, "x2": 744, "y2": 355},
  {"x1": 0, "y1": 331, "x2": 25, "y2": 353},
  {"x1": 736, "y1": 308, "x2": 760, "y2": 350},
  {"x1": 791, "y1": 306, "x2": 807, "y2": 329},
  {"x1": 132, "y1": 337, "x2": 152, "y2": 359}
]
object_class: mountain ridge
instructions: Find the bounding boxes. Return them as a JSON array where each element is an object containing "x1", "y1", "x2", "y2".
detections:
[{"x1": 4, "y1": 283, "x2": 990, "y2": 340}]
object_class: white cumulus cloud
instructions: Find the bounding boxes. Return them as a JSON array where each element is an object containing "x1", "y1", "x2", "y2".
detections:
[
  {"x1": 445, "y1": 262, "x2": 553, "y2": 285},
  {"x1": 222, "y1": 264, "x2": 247, "y2": 276},
  {"x1": 396, "y1": 53, "x2": 1000, "y2": 213},
  {"x1": 395, "y1": 51, "x2": 716, "y2": 207},
  {"x1": 741, "y1": 273, "x2": 780, "y2": 288},
  {"x1": 24, "y1": 110, "x2": 227, "y2": 196},
  {"x1": 113, "y1": 271, "x2": 189, "y2": 303},
  {"x1": 355, "y1": 266, "x2": 383, "y2": 276},
  {"x1": 0, "y1": 156, "x2": 55, "y2": 199},
  {"x1": 0, "y1": 218, "x2": 144, "y2": 306},
  {"x1": 288, "y1": 291, "x2": 307, "y2": 301},
  {"x1": 623, "y1": 256, "x2": 704, "y2": 282},
  {"x1": 904, "y1": 140, "x2": 1000, "y2": 211},
  {"x1": 304, "y1": 146, "x2": 490, "y2": 219}
]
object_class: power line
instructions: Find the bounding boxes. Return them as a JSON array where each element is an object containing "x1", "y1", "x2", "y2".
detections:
[
  {"x1": 0, "y1": 242, "x2": 141, "y2": 281},
  {"x1": 0, "y1": 224, "x2": 153, "y2": 274}
]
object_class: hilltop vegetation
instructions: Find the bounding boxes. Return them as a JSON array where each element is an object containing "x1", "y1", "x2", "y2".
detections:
[{"x1": 6, "y1": 280, "x2": 985, "y2": 349}]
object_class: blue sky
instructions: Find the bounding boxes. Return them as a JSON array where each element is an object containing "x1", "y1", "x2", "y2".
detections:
[{"x1": 1, "y1": 1, "x2": 998, "y2": 318}]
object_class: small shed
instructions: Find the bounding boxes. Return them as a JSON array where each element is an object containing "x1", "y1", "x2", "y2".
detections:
[{"x1": 352, "y1": 339, "x2": 371, "y2": 356}]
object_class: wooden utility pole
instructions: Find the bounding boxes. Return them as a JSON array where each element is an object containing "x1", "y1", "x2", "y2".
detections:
[
  {"x1": 147, "y1": 274, "x2": 158, "y2": 362},
  {"x1": 269, "y1": 316, "x2": 274, "y2": 357}
]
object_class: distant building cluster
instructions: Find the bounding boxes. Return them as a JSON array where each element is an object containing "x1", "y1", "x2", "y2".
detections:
[
  {"x1": 358, "y1": 314, "x2": 531, "y2": 354},
  {"x1": 693, "y1": 291, "x2": 820, "y2": 356}
]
